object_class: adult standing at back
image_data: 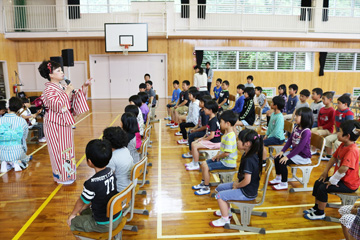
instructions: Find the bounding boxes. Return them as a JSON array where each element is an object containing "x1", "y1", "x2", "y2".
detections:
[
  {"x1": 205, "y1": 62, "x2": 213, "y2": 93},
  {"x1": 38, "y1": 60, "x2": 90, "y2": 185},
  {"x1": 194, "y1": 65, "x2": 209, "y2": 96}
]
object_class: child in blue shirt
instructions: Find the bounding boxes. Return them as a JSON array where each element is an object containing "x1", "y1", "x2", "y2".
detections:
[
  {"x1": 232, "y1": 84, "x2": 245, "y2": 115},
  {"x1": 213, "y1": 78, "x2": 222, "y2": 100},
  {"x1": 284, "y1": 84, "x2": 299, "y2": 115},
  {"x1": 165, "y1": 80, "x2": 181, "y2": 120}
]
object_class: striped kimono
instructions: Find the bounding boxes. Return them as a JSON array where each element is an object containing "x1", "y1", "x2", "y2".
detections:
[
  {"x1": 41, "y1": 82, "x2": 89, "y2": 183},
  {"x1": 0, "y1": 114, "x2": 30, "y2": 164}
]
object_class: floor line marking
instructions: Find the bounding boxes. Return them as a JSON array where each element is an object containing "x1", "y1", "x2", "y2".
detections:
[
  {"x1": 160, "y1": 201, "x2": 360, "y2": 214},
  {"x1": 0, "y1": 197, "x2": 47, "y2": 204},
  {"x1": 159, "y1": 226, "x2": 341, "y2": 239},
  {"x1": 11, "y1": 114, "x2": 121, "y2": 240},
  {"x1": 157, "y1": 120, "x2": 162, "y2": 238},
  {"x1": 0, "y1": 113, "x2": 94, "y2": 178},
  {"x1": 73, "y1": 112, "x2": 92, "y2": 126}
]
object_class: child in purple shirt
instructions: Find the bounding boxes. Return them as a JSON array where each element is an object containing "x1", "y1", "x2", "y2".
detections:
[
  {"x1": 138, "y1": 92, "x2": 150, "y2": 123},
  {"x1": 269, "y1": 107, "x2": 313, "y2": 190}
]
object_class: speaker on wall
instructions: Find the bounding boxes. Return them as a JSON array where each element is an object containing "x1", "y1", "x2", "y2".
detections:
[
  {"x1": 50, "y1": 56, "x2": 64, "y2": 71},
  {"x1": 62, "y1": 49, "x2": 74, "y2": 67}
]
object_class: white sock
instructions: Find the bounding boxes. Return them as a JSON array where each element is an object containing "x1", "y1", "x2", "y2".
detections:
[{"x1": 222, "y1": 216, "x2": 229, "y2": 221}]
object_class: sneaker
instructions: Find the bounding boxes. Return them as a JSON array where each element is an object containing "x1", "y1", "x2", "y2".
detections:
[
  {"x1": 185, "y1": 161, "x2": 194, "y2": 167},
  {"x1": 38, "y1": 137, "x2": 46, "y2": 143},
  {"x1": 177, "y1": 139, "x2": 188, "y2": 145},
  {"x1": 214, "y1": 210, "x2": 233, "y2": 218},
  {"x1": 192, "y1": 182, "x2": 205, "y2": 190},
  {"x1": 13, "y1": 163, "x2": 22, "y2": 172},
  {"x1": 166, "y1": 122, "x2": 174, "y2": 127},
  {"x1": 304, "y1": 212, "x2": 325, "y2": 220},
  {"x1": 311, "y1": 150, "x2": 319, "y2": 155},
  {"x1": 164, "y1": 117, "x2": 171, "y2": 120},
  {"x1": 175, "y1": 132, "x2": 182, "y2": 136},
  {"x1": 18, "y1": 161, "x2": 28, "y2": 170},
  {"x1": 170, "y1": 124, "x2": 179, "y2": 129},
  {"x1": 0, "y1": 161, "x2": 9, "y2": 173},
  {"x1": 262, "y1": 160, "x2": 267, "y2": 167},
  {"x1": 209, "y1": 217, "x2": 230, "y2": 227},
  {"x1": 72, "y1": 126, "x2": 76, "y2": 129},
  {"x1": 182, "y1": 152, "x2": 193, "y2": 158},
  {"x1": 268, "y1": 178, "x2": 281, "y2": 185},
  {"x1": 303, "y1": 207, "x2": 316, "y2": 214},
  {"x1": 272, "y1": 183, "x2": 288, "y2": 191},
  {"x1": 321, "y1": 155, "x2": 332, "y2": 161},
  {"x1": 195, "y1": 187, "x2": 211, "y2": 195},
  {"x1": 186, "y1": 162, "x2": 200, "y2": 171},
  {"x1": 261, "y1": 126, "x2": 268, "y2": 130}
]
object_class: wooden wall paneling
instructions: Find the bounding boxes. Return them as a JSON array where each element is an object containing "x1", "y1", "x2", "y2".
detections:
[{"x1": 9, "y1": 37, "x2": 360, "y2": 98}]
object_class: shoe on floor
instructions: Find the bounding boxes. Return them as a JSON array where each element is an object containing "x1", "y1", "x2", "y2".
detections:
[
  {"x1": 311, "y1": 150, "x2": 319, "y2": 155},
  {"x1": 321, "y1": 155, "x2": 332, "y2": 161},
  {"x1": 175, "y1": 131, "x2": 182, "y2": 136},
  {"x1": 271, "y1": 183, "x2": 288, "y2": 191},
  {"x1": 304, "y1": 212, "x2": 325, "y2": 220},
  {"x1": 166, "y1": 122, "x2": 174, "y2": 126},
  {"x1": 72, "y1": 126, "x2": 76, "y2": 129},
  {"x1": 177, "y1": 139, "x2": 188, "y2": 144},
  {"x1": 192, "y1": 183, "x2": 205, "y2": 190},
  {"x1": 268, "y1": 178, "x2": 281, "y2": 185},
  {"x1": 186, "y1": 162, "x2": 200, "y2": 171},
  {"x1": 195, "y1": 187, "x2": 210, "y2": 195},
  {"x1": 13, "y1": 163, "x2": 22, "y2": 172},
  {"x1": 214, "y1": 210, "x2": 233, "y2": 218},
  {"x1": 0, "y1": 161, "x2": 10, "y2": 173},
  {"x1": 38, "y1": 137, "x2": 46, "y2": 143},
  {"x1": 185, "y1": 161, "x2": 194, "y2": 167},
  {"x1": 209, "y1": 217, "x2": 230, "y2": 227},
  {"x1": 303, "y1": 207, "x2": 316, "y2": 214},
  {"x1": 262, "y1": 160, "x2": 267, "y2": 167},
  {"x1": 182, "y1": 152, "x2": 193, "y2": 158},
  {"x1": 18, "y1": 161, "x2": 28, "y2": 170},
  {"x1": 164, "y1": 117, "x2": 171, "y2": 120},
  {"x1": 170, "y1": 124, "x2": 179, "y2": 129}
]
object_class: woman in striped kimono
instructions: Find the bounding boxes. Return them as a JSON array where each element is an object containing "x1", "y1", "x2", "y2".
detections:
[
  {"x1": 0, "y1": 97, "x2": 31, "y2": 173},
  {"x1": 38, "y1": 60, "x2": 90, "y2": 185}
]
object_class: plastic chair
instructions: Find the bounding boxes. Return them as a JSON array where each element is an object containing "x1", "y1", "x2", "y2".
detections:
[
  {"x1": 227, "y1": 94, "x2": 236, "y2": 110},
  {"x1": 325, "y1": 191, "x2": 360, "y2": 223},
  {"x1": 224, "y1": 160, "x2": 274, "y2": 234},
  {"x1": 72, "y1": 183, "x2": 134, "y2": 240},
  {"x1": 288, "y1": 133, "x2": 325, "y2": 192}
]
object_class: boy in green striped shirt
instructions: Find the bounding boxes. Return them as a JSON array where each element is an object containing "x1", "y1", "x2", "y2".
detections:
[{"x1": 192, "y1": 111, "x2": 238, "y2": 195}]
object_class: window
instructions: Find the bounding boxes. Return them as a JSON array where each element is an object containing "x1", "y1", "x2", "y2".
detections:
[
  {"x1": 356, "y1": 53, "x2": 360, "y2": 71},
  {"x1": 202, "y1": 50, "x2": 314, "y2": 71},
  {"x1": 80, "y1": 0, "x2": 130, "y2": 13},
  {"x1": 325, "y1": 52, "x2": 358, "y2": 71},
  {"x1": 329, "y1": 0, "x2": 360, "y2": 17}
]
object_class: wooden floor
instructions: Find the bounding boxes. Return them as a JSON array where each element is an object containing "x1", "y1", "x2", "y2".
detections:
[{"x1": 0, "y1": 99, "x2": 352, "y2": 240}]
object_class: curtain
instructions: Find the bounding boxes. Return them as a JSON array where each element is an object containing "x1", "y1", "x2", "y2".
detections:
[
  {"x1": 322, "y1": 0, "x2": 329, "y2": 22},
  {"x1": 14, "y1": 0, "x2": 27, "y2": 32},
  {"x1": 198, "y1": 0, "x2": 206, "y2": 19},
  {"x1": 195, "y1": 51, "x2": 204, "y2": 67},
  {"x1": 319, "y1": 52, "x2": 327, "y2": 76},
  {"x1": 181, "y1": 0, "x2": 190, "y2": 18},
  {"x1": 300, "y1": 0, "x2": 312, "y2": 21},
  {"x1": 68, "y1": 0, "x2": 80, "y2": 19}
]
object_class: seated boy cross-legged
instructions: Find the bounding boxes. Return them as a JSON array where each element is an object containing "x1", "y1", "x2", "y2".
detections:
[
  {"x1": 68, "y1": 139, "x2": 122, "y2": 233},
  {"x1": 192, "y1": 110, "x2": 238, "y2": 195},
  {"x1": 304, "y1": 120, "x2": 360, "y2": 220}
]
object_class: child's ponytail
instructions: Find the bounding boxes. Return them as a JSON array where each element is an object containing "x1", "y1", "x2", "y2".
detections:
[{"x1": 238, "y1": 129, "x2": 263, "y2": 178}]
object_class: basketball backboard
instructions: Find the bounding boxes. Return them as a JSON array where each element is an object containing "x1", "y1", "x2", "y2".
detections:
[{"x1": 105, "y1": 23, "x2": 148, "y2": 53}]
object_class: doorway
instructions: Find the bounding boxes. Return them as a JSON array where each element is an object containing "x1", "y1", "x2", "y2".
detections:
[
  {"x1": 0, "y1": 61, "x2": 9, "y2": 99},
  {"x1": 90, "y1": 54, "x2": 167, "y2": 99}
]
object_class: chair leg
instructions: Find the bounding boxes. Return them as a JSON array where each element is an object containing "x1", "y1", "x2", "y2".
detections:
[
  {"x1": 123, "y1": 225, "x2": 138, "y2": 232},
  {"x1": 226, "y1": 205, "x2": 266, "y2": 234},
  {"x1": 133, "y1": 208, "x2": 149, "y2": 215},
  {"x1": 114, "y1": 231, "x2": 122, "y2": 240},
  {"x1": 289, "y1": 167, "x2": 313, "y2": 193}
]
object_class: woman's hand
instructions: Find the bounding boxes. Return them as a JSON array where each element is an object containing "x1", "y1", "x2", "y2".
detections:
[
  {"x1": 65, "y1": 83, "x2": 74, "y2": 95},
  {"x1": 83, "y1": 78, "x2": 93, "y2": 87}
]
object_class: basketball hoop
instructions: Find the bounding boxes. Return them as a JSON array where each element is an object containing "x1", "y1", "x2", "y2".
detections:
[{"x1": 120, "y1": 44, "x2": 130, "y2": 55}]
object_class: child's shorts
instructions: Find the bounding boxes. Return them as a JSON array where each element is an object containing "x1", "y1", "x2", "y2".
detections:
[
  {"x1": 263, "y1": 137, "x2": 284, "y2": 146},
  {"x1": 175, "y1": 106, "x2": 188, "y2": 115},
  {"x1": 215, "y1": 182, "x2": 255, "y2": 201},
  {"x1": 311, "y1": 127, "x2": 331, "y2": 136},
  {"x1": 199, "y1": 140, "x2": 221, "y2": 149},
  {"x1": 70, "y1": 208, "x2": 122, "y2": 233},
  {"x1": 339, "y1": 205, "x2": 356, "y2": 229},
  {"x1": 167, "y1": 103, "x2": 176, "y2": 108},
  {"x1": 205, "y1": 159, "x2": 235, "y2": 171}
]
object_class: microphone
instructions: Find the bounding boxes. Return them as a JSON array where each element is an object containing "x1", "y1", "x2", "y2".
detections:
[{"x1": 64, "y1": 79, "x2": 76, "y2": 94}]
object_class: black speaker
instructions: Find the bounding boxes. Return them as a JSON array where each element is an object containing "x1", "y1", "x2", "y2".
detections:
[
  {"x1": 50, "y1": 56, "x2": 64, "y2": 71},
  {"x1": 62, "y1": 49, "x2": 74, "y2": 67}
]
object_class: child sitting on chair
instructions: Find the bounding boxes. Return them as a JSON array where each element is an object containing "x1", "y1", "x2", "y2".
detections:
[
  {"x1": 138, "y1": 92, "x2": 149, "y2": 123},
  {"x1": 121, "y1": 112, "x2": 141, "y2": 163},
  {"x1": 339, "y1": 204, "x2": 360, "y2": 240},
  {"x1": 304, "y1": 120, "x2": 360, "y2": 220},
  {"x1": 186, "y1": 100, "x2": 221, "y2": 171},
  {"x1": 269, "y1": 107, "x2": 313, "y2": 191},
  {"x1": 0, "y1": 100, "x2": 7, "y2": 117},
  {"x1": 210, "y1": 128, "x2": 263, "y2": 227},
  {"x1": 68, "y1": 139, "x2": 122, "y2": 233},
  {"x1": 235, "y1": 87, "x2": 256, "y2": 127},
  {"x1": 192, "y1": 110, "x2": 238, "y2": 195},
  {"x1": 128, "y1": 95, "x2": 145, "y2": 136}
]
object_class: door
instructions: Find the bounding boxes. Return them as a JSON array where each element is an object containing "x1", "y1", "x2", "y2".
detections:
[
  {"x1": 109, "y1": 55, "x2": 129, "y2": 99},
  {"x1": 90, "y1": 56, "x2": 110, "y2": 99}
]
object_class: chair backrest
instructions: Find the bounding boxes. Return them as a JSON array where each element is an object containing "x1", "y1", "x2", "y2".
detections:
[
  {"x1": 255, "y1": 106, "x2": 261, "y2": 116},
  {"x1": 130, "y1": 156, "x2": 147, "y2": 184},
  {"x1": 284, "y1": 120, "x2": 294, "y2": 134},
  {"x1": 140, "y1": 137, "x2": 149, "y2": 159},
  {"x1": 107, "y1": 182, "x2": 134, "y2": 218},
  {"x1": 229, "y1": 94, "x2": 236, "y2": 102},
  {"x1": 144, "y1": 126, "x2": 151, "y2": 139},
  {"x1": 256, "y1": 160, "x2": 274, "y2": 206},
  {"x1": 310, "y1": 133, "x2": 326, "y2": 167}
]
